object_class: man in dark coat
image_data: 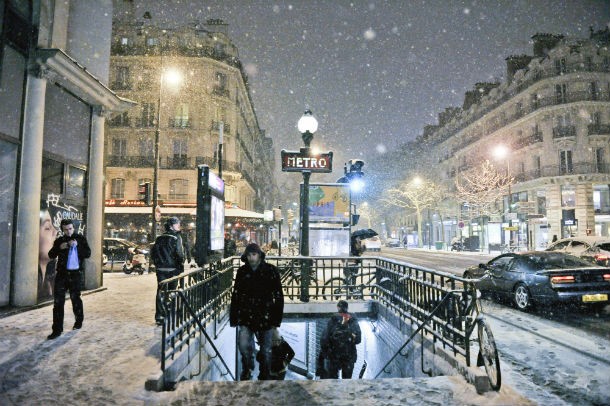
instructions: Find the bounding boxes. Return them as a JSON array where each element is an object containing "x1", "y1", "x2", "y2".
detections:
[
  {"x1": 150, "y1": 217, "x2": 186, "y2": 325},
  {"x1": 47, "y1": 219, "x2": 91, "y2": 339},
  {"x1": 320, "y1": 300, "x2": 362, "y2": 379},
  {"x1": 230, "y1": 243, "x2": 284, "y2": 380}
]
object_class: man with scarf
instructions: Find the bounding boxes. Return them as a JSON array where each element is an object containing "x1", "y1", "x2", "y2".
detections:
[{"x1": 230, "y1": 243, "x2": 284, "y2": 380}]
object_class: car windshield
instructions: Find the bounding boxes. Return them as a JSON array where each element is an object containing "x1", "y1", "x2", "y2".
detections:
[
  {"x1": 597, "y1": 242, "x2": 610, "y2": 251},
  {"x1": 527, "y1": 253, "x2": 596, "y2": 270}
]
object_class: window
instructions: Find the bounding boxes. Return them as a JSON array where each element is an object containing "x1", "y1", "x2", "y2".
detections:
[
  {"x1": 172, "y1": 138, "x2": 187, "y2": 167},
  {"x1": 140, "y1": 103, "x2": 155, "y2": 127},
  {"x1": 593, "y1": 184, "x2": 610, "y2": 213},
  {"x1": 173, "y1": 103, "x2": 189, "y2": 127},
  {"x1": 530, "y1": 93, "x2": 539, "y2": 109},
  {"x1": 111, "y1": 178, "x2": 125, "y2": 199},
  {"x1": 115, "y1": 66, "x2": 130, "y2": 89},
  {"x1": 534, "y1": 156, "x2": 541, "y2": 176},
  {"x1": 603, "y1": 56, "x2": 609, "y2": 72},
  {"x1": 146, "y1": 37, "x2": 158, "y2": 46},
  {"x1": 110, "y1": 111, "x2": 129, "y2": 127},
  {"x1": 590, "y1": 81, "x2": 598, "y2": 100},
  {"x1": 169, "y1": 179, "x2": 189, "y2": 199},
  {"x1": 592, "y1": 112, "x2": 601, "y2": 127},
  {"x1": 215, "y1": 72, "x2": 227, "y2": 89},
  {"x1": 120, "y1": 37, "x2": 130, "y2": 46},
  {"x1": 555, "y1": 83, "x2": 567, "y2": 103},
  {"x1": 559, "y1": 150, "x2": 573, "y2": 175},
  {"x1": 585, "y1": 56, "x2": 593, "y2": 71},
  {"x1": 561, "y1": 184, "x2": 576, "y2": 207},
  {"x1": 596, "y1": 148, "x2": 605, "y2": 173},
  {"x1": 555, "y1": 58, "x2": 566, "y2": 74},
  {"x1": 112, "y1": 138, "x2": 127, "y2": 157},
  {"x1": 138, "y1": 138, "x2": 153, "y2": 157}
]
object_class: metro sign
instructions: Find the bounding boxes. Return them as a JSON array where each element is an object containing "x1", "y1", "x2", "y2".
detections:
[{"x1": 281, "y1": 149, "x2": 333, "y2": 173}]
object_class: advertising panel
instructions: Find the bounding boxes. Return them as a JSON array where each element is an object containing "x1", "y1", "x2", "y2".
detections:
[
  {"x1": 305, "y1": 183, "x2": 350, "y2": 223},
  {"x1": 195, "y1": 165, "x2": 225, "y2": 264}
]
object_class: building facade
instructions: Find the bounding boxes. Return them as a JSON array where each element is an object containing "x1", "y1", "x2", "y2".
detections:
[
  {"x1": 393, "y1": 28, "x2": 610, "y2": 250},
  {"x1": 107, "y1": 7, "x2": 276, "y2": 245},
  {"x1": 0, "y1": 0, "x2": 133, "y2": 306}
]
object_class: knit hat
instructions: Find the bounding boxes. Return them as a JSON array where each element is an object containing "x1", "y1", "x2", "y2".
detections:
[
  {"x1": 337, "y1": 300, "x2": 349, "y2": 313},
  {"x1": 240, "y1": 242, "x2": 266, "y2": 262},
  {"x1": 164, "y1": 217, "x2": 180, "y2": 231}
]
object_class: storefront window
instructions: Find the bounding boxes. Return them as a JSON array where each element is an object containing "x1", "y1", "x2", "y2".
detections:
[
  {"x1": 41, "y1": 158, "x2": 64, "y2": 196},
  {"x1": 0, "y1": 138, "x2": 18, "y2": 305},
  {"x1": 593, "y1": 184, "x2": 610, "y2": 214},
  {"x1": 66, "y1": 166, "x2": 86, "y2": 200},
  {"x1": 0, "y1": 45, "x2": 26, "y2": 139}
]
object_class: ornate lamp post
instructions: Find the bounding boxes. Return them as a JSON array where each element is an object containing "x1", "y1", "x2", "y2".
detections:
[
  {"x1": 152, "y1": 67, "x2": 182, "y2": 241},
  {"x1": 296, "y1": 110, "x2": 318, "y2": 257},
  {"x1": 297, "y1": 110, "x2": 318, "y2": 302}
]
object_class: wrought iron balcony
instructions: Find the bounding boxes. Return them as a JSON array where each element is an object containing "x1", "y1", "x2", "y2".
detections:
[
  {"x1": 588, "y1": 124, "x2": 610, "y2": 135},
  {"x1": 552, "y1": 125, "x2": 576, "y2": 139}
]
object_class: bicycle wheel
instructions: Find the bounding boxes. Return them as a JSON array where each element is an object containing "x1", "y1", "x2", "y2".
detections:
[
  {"x1": 322, "y1": 277, "x2": 346, "y2": 301},
  {"x1": 476, "y1": 319, "x2": 501, "y2": 391}
]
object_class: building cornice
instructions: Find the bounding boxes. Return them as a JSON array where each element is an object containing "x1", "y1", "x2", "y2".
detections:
[{"x1": 34, "y1": 48, "x2": 137, "y2": 114}]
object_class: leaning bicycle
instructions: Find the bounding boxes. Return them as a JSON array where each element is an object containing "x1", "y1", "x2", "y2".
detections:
[
  {"x1": 277, "y1": 259, "x2": 320, "y2": 300},
  {"x1": 452, "y1": 273, "x2": 501, "y2": 391}
]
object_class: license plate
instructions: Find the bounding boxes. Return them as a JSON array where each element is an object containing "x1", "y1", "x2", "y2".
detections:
[{"x1": 582, "y1": 294, "x2": 608, "y2": 303}]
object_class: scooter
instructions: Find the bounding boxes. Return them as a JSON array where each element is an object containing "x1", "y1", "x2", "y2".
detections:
[
  {"x1": 451, "y1": 240, "x2": 464, "y2": 252},
  {"x1": 123, "y1": 248, "x2": 147, "y2": 275}
]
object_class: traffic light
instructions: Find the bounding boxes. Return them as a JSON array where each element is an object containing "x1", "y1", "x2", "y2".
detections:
[{"x1": 139, "y1": 182, "x2": 151, "y2": 205}]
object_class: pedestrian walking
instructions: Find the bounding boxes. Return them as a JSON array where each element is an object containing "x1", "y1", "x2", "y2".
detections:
[
  {"x1": 46, "y1": 219, "x2": 91, "y2": 339},
  {"x1": 229, "y1": 243, "x2": 284, "y2": 380},
  {"x1": 319, "y1": 300, "x2": 362, "y2": 379},
  {"x1": 150, "y1": 217, "x2": 186, "y2": 326}
]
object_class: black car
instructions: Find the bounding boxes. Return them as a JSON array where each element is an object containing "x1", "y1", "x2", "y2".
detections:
[
  {"x1": 463, "y1": 251, "x2": 610, "y2": 311},
  {"x1": 103, "y1": 238, "x2": 149, "y2": 272}
]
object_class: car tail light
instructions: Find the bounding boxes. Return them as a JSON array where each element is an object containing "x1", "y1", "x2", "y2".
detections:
[
  {"x1": 604, "y1": 274, "x2": 610, "y2": 282},
  {"x1": 551, "y1": 275, "x2": 575, "y2": 284},
  {"x1": 595, "y1": 253, "x2": 609, "y2": 261}
]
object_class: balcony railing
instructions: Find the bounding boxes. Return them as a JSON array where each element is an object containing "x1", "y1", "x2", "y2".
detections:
[
  {"x1": 588, "y1": 124, "x2": 610, "y2": 135},
  {"x1": 515, "y1": 163, "x2": 610, "y2": 182},
  {"x1": 212, "y1": 86, "x2": 230, "y2": 98},
  {"x1": 107, "y1": 155, "x2": 155, "y2": 167},
  {"x1": 552, "y1": 125, "x2": 576, "y2": 139},
  {"x1": 211, "y1": 120, "x2": 231, "y2": 133},
  {"x1": 168, "y1": 118, "x2": 191, "y2": 128},
  {"x1": 431, "y1": 60, "x2": 610, "y2": 147}
]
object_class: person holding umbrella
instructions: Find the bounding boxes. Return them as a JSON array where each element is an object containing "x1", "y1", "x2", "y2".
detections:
[{"x1": 345, "y1": 229, "x2": 377, "y2": 296}]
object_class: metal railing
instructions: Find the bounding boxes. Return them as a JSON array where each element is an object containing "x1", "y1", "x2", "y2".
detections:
[{"x1": 157, "y1": 255, "x2": 485, "y2": 385}]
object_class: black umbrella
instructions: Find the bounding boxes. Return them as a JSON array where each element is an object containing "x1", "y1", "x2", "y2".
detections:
[{"x1": 351, "y1": 228, "x2": 378, "y2": 239}]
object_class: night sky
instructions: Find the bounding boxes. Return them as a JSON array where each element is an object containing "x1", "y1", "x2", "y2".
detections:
[{"x1": 127, "y1": 1, "x2": 609, "y2": 199}]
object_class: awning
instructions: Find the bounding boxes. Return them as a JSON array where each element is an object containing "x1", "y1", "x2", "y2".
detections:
[
  {"x1": 105, "y1": 206, "x2": 195, "y2": 215},
  {"x1": 187, "y1": 207, "x2": 265, "y2": 218}
]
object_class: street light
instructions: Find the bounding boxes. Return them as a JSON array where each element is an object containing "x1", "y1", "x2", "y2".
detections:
[
  {"x1": 297, "y1": 109, "x2": 317, "y2": 303},
  {"x1": 152, "y1": 67, "x2": 182, "y2": 241},
  {"x1": 493, "y1": 145, "x2": 513, "y2": 246},
  {"x1": 297, "y1": 109, "x2": 318, "y2": 257}
]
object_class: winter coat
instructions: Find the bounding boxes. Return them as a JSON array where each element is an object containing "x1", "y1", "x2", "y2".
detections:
[
  {"x1": 48, "y1": 234, "x2": 91, "y2": 273},
  {"x1": 320, "y1": 312, "x2": 362, "y2": 363},
  {"x1": 151, "y1": 231, "x2": 185, "y2": 271},
  {"x1": 229, "y1": 260, "x2": 284, "y2": 331}
]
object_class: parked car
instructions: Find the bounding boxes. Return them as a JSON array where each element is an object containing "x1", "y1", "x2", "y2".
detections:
[
  {"x1": 385, "y1": 238, "x2": 401, "y2": 248},
  {"x1": 103, "y1": 238, "x2": 149, "y2": 272},
  {"x1": 362, "y1": 236, "x2": 381, "y2": 251},
  {"x1": 463, "y1": 251, "x2": 610, "y2": 311},
  {"x1": 546, "y1": 236, "x2": 610, "y2": 267}
]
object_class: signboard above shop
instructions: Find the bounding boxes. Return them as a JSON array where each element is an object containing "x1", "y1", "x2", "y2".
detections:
[{"x1": 281, "y1": 148, "x2": 333, "y2": 173}]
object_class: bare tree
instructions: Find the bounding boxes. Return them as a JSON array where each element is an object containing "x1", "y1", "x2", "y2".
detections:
[
  {"x1": 454, "y1": 160, "x2": 513, "y2": 248},
  {"x1": 383, "y1": 177, "x2": 444, "y2": 248}
]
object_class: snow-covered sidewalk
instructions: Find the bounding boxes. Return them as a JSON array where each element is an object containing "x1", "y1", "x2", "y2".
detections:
[{"x1": 0, "y1": 273, "x2": 531, "y2": 405}]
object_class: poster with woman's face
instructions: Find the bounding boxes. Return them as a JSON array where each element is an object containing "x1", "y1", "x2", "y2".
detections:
[{"x1": 38, "y1": 193, "x2": 85, "y2": 302}]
